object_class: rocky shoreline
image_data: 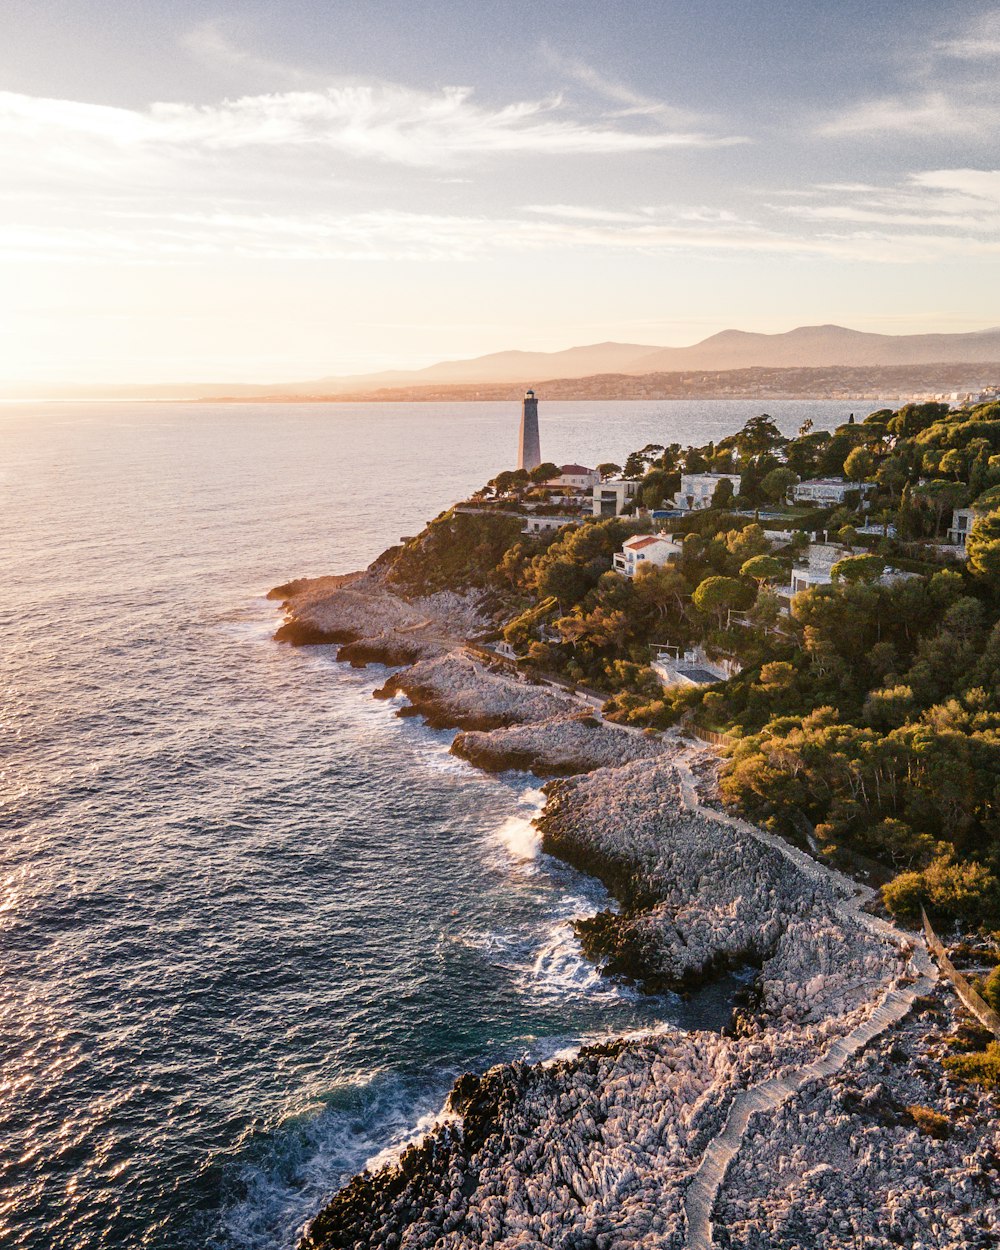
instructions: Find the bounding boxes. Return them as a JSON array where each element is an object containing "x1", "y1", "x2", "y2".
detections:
[{"x1": 272, "y1": 572, "x2": 1000, "y2": 1250}]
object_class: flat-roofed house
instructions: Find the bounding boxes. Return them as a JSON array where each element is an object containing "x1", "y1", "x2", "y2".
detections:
[
  {"x1": 592, "y1": 479, "x2": 640, "y2": 516},
  {"x1": 792, "y1": 477, "x2": 876, "y2": 507}
]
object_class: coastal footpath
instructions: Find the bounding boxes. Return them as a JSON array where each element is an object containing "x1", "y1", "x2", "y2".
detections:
[{"x1": 271, "y1": 567, "x2": 1000, "y2": 1250}]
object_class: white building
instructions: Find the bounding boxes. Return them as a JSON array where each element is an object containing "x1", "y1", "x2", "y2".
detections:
[
  {"x1": 613, "y1": 533, "x2": 683, "y2": 577},
  {"x1": 592, "y1": 479, "x2": 640, "y2": 517},
  {"x1": 672, "y1": 472, "x2": 741, "y2": 511},
  {"x1": 521, "y1": 514, "x2": 583, "y2": 535},
  {"x1": 548, "y1": 463, "x2": 601, "y2": 491},
  {"x1": 777, "y1": 541, "x2": 920, "y2": 611},
  {"x1": 792, "y1": 478, "x2": 876, "y2": 507},
  {"x1": 947, "y1": 508, "x2": 975, "y2": 547}
]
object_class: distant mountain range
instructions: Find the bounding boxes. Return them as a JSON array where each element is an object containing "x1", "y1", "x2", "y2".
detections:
[{"x1": 8, "y1": 324, "x2": 1000, "y2": 401}]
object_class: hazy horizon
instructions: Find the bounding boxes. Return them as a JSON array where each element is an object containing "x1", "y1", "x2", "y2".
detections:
[{"x1": 3, "y1": 0, "x2": 1000, "y2": 384}]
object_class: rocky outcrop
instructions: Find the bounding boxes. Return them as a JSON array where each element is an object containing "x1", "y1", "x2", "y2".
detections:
[
  {"x1": 271, "y1": 573, "x2": 490, "y2": 663},
  {"x1": 713, "y1": 990, "x2": 1000, "y2": 1249},
  {"x1": 538, "y1": 753, "x2": 897, "y2": 1005},
  {"x1": 451, "y1": 712, "x2": 665, "y2": 776},
  {"x1": 375, "y1": 651, "x2": 574, "y2": 731}
]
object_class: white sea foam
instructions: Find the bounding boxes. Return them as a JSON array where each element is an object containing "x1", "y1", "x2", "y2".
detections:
[
  {"x1": 217, "y1": 1073, "x2": 453, "y2": 1250},
  {"x1": 494, "y1": 814, "x2": 541, "y2": 861}
]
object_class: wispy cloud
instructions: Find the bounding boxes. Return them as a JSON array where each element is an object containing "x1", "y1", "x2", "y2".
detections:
[
  {"x1": 539, "y1": 47, "x2": 710, "y2": 128},
  {"x1": 7, "y1": 191, "x2": 1000, "y2": 268},
  {"x1": 818, "y1": 90, "x2": 996, "y2": 139},
  {"x1": 935, "y1": 12, "x2": 1000, "y2": 60},
  {"x1": 818, "y1": 14, "x2": 1000, "y2": 139},
  {"x1": 779, "y1": 169, "x2": 1000, "y2": 232},
  {"x1": 0, "y1": 80, "x2": 737, "y2": 177},
  {"x1": 180, "y1": 20, "x2": 316, "y2": 86}
]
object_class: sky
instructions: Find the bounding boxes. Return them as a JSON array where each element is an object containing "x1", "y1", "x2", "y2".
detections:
[{"x1": 2, "y1": 0, "x2": 1000, "y2": 385}]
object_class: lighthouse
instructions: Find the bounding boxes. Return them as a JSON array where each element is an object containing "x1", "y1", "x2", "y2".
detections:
[{"x1": 518, "y1": 389, "x2": 541, "y2": 471}]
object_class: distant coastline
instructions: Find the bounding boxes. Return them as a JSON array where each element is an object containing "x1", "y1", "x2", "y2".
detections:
[{"x1": 204, "y1": 362, "x2": 999, "y2": 405}]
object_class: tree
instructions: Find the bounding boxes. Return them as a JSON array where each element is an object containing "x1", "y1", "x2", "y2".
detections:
[
  {"x1": 761, "y1": 467, "x2": 798, "y2": 505},
  {"x1": 683, "y1": 447, "x2": 709, "y2": 473},
  {"x1": 530, "y1": 461, "x2": 561, "y2": 484},
  {"x1": 740, "y1": 554, "x2": 784, "y2": 586},
  {"x1": 640, "y1": 468, "x2": 672, "y2": 510},
  {"x1": 967, "y1": 508, "x2": 1000, "y2": 581},
  {"x1": 692, "y1": 575, "x2": 746, "y2": 628},
  {"x1": 622, "y1": 451, "x2": 647, "y2": 478},
  {"x1": 830, "y1": 554, "x2": 885, "y2": 584},
  {"x1": 711, "y1": 477, "x2": 735, "y2": 509},
  {"x1": 843, "y1": 445, "x2": 875, "y2": 485},
  {"x1": 736, "y1": 414, "x2": 785, "y2": 458},
  {"x1": 597, "y1": 462, "x2": 621, "y2": 481},
  {"x1": 837, "y1": 524, "x2": 859, "y2": 550},
  {"x1": 888, "y1": 402, "x2": 950, "y2": 438},
  {"x1": 940, "y1": 448, "x2": 964, "y2": 481},
  {"x1": 915, "y1": 479, "x2": 968, "y2": 538}
]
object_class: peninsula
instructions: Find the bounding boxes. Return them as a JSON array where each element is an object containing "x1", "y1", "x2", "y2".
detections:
[{"x1": 273, "y1": 398, "x2": 1000, "y2": 1249}]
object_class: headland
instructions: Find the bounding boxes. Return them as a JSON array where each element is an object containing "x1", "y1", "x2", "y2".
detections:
[{"x1": 270, "y1": 398, "x2": 1000, "y2": 1248}]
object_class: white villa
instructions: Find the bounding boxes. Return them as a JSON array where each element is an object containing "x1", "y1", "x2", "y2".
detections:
[
  {"x1": 613, "y1": 533, "x2": 683, "y2": 577},
  {"x1": 672, "y1": 472, "x2": 741, "y2": 511},
  {"x1": 777, "y1": 541, "x2": 919, "y2": 612},
  {"x1": 548, "y1": 463, "x2": 601, "y2": 491},
  {"x1": 791, "y1": 477, "x2": 876, "y2": 507},
  {"x1": 947, "y1": 508, "x2": 975, "y2": 547},
  {"x1": 592, "y1": 478, "x2": 641, "y2": 517}
]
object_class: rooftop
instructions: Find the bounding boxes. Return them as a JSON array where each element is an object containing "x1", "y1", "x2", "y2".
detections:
[{"x1": 624, "y1": 534, "x2": 673, "y2": 550}]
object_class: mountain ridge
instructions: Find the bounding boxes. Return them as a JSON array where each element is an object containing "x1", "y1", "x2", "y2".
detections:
[{"x1": 6, "y1": 324, "x2": 1000, "y2": 401}]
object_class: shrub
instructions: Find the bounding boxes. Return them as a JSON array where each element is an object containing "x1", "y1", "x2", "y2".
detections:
[
  {"x1": 982, "y1": 964, "x2": 1000, "y2": 1015},
  {"x1": 906, "y1": 1105, "x2": 950, "y2": 1139},
  {"x1": 943, "y1": 1042, "x2": 1000, "y2": 1090}
]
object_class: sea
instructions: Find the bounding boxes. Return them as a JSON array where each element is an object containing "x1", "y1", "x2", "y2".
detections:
[{"x1": 0, "y1": 398, "x2": 869, "y2": 1249}]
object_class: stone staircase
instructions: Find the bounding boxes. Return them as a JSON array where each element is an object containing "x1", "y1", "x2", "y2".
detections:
[{"x1": 673, "y1": 749, "x2": 938, "y2": 1248}]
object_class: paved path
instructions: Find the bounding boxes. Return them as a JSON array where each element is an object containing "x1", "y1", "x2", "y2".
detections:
[{"x1": 673, "y1": 749, "x2": 937, "y2": 1250}]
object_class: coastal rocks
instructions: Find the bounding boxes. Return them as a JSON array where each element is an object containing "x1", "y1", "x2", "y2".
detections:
[
  {"x1": 451, "y1": 712, "x2": 664, "y2": 777},
  {"x1": 272, "y1": 573, "x2": 492, "y2": 665},
  {"x1": 714, "y1": 990, "x2": 1000, "y2": 1249},
  {"x1": 538, "y1": 753, "x2": 898, "y2": 1008},
  {"x1": 375, "y1": 650, "x2": 573, "y2": 731},
  {"x1": 301, "y1": 1033, "x2": 739, "y2": 1250}
]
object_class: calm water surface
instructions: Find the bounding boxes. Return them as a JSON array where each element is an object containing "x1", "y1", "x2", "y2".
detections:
[{"x1": 0, "y1": 399, "x2": 866, "y2": 1249}]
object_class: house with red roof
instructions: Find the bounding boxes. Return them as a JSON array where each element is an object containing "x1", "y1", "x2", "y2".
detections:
[{"x1": 613, "y1": 533, "x2": 683, "y2": 577}]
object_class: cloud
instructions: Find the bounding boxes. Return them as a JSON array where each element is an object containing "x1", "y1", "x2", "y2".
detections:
[
  {"x1": 180, "y1": 20, "x2": 314, "y2": 86},
  {"x1": 818, "y1": 90, "x2": 996, "y2": 138},
  {"x1": 0, "y1": 80, "x2": 738, "y2": 177},
  {"x1": 779, "y1": 169, "x2": 1000, "y2": 231},
  {"x1": 818, "y1": 14, "x2": 1000, "y2": 140},
  {"x1": 538, "y1": 47, "x2": 708, "y2": 127},
  {"x1": 935, "y1": 13, "x2": 1000, "y2": 60},
  {"x1": 6, "y1": 193, "x2": 1000, "y2": 268}
]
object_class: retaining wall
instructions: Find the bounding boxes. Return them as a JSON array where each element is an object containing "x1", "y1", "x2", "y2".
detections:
[{"x1": 922, "y1": 908, "x2": 1000, "y2": 1037}]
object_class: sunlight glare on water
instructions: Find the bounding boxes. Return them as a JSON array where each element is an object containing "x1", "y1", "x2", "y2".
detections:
[{"x1": 0, "y1": 398, "x2": 863, "y2": 1249}]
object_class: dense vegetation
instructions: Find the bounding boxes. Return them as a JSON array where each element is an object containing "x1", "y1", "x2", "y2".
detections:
[{"x1": 388, "y1": 402, "x2": 1000, "y2": 931}]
